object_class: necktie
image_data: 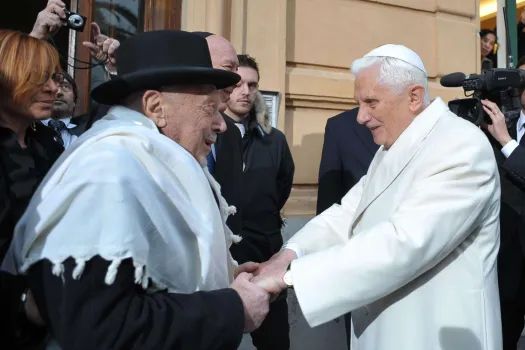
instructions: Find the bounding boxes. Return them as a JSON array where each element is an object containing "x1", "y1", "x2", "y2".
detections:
[
  {"x1": 48, "y1": 119, "x2": 67, "y2": 134},
  {"x1": 206, "y1": 151, "x2": 215, "y2": 174},
  {"x1": 518, "y1": 123, "x2": 525, "y2": 146}
]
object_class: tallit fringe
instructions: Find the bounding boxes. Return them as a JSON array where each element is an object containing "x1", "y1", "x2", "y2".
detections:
[
  {"x1": 72, "y1": 258, "x2": 86, "y2": 279},
  {"x1": 202, "y1": 167, "x2": 241, "y2": 279},
  {"x1": 104, "y1": 259, "x2": 122, "y2": 285},
  {"x1": 51, "y1": 261, "x2": 64, "y2": 277},
  {"x1": 202, "y1": 167, "x2": 243, "y2": 247},
  {"x1": 133, "y1": 262, "x2": 145, "y2": 285}
]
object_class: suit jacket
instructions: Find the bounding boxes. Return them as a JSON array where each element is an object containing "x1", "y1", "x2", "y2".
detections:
[
  {"x1": 213, "y1": 114, "x2": 243, "y2": 236},
  {"x1": 288, "y1": 98, "x2": 501, "y2": 350},
  {"x1": 486, "y1": 126, "x2": 525, "y2": 300},
  {"x1": 70, "y1": 104, "x2": 111, "y2": 136},
  {"x1": 316, "y1": 108, "x2": 378, "y2": 215}
]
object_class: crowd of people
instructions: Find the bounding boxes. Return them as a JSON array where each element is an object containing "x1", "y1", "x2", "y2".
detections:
[{"x1": 1, "y1": 1, "x2": 525, "y2": 350}]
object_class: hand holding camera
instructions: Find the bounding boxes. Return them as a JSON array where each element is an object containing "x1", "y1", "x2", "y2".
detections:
[
  {"x1": 30, "y1": 0, "x2": 67, "y2": 40},
  {"x1": 481, "y1": 100, "x2": 513, "y2": 147}
]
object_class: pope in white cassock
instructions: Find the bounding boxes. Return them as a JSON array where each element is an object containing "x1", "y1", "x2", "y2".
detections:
[{"x1": 254, "y1": 44, "x2": 502, "y2": 350}]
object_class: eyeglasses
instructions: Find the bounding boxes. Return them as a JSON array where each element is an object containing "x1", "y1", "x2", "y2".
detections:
[{"x1": 29, "y1": 71, "x2": 65, "y2": 86}]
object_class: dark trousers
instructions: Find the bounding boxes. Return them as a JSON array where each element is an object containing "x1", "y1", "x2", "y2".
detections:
[
  {"x1": 500, "y1": 260, "x2": 525, "y2": 350},
  {"x1": 230, "y1": 231, "x2": 290, "y2": 350}
]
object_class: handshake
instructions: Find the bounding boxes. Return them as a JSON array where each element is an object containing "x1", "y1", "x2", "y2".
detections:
[{"x1": 229, "y1": 249, "x2": 297, "y2": 333}]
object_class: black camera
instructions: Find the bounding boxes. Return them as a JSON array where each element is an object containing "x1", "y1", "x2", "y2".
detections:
[
  {"x1": 61, "y1": 9, "x2": 87, "y2": 32},
  {"x1": 440, "y1": 69, "x2": 524, "y2": 127}
]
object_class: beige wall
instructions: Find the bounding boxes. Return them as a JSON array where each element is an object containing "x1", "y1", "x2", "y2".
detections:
[{"x1": 182, "y1": 0, "x2": 480, "y2": 216}]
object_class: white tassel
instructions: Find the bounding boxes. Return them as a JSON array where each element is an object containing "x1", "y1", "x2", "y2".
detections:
[
  {"x1": 72, "y1": 258, "x2": 86, "y2": 280},
  {"x1": 141, "y1": 275, "x2": 149, "y2": 290},
  {"x1": 133, "y1": 262, "x2": 144, "y2": 285},
  {"x1": 51, "y1": 261, "x2": 64, "y2": 277},
  {"x1": 225, "y1": 205, "x2": 237, "y2": 217},
  {"x1": 104, "y1": 259, "x2": 122, "y2": 285}
]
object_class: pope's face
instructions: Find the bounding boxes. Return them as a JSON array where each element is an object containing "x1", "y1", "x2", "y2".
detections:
[{"x1": 354, "y1": 65, "x2": 418, "y2": 149}]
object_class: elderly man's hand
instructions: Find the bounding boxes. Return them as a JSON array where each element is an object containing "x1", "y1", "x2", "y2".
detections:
[
  {"x1": 251, "y1": 249, "x2": 297, "y2": 296},
  {"x1": 234, "y1": 261, "x2": 259, "y2": 279},
  {"x1": 481, "y1": 99, "x2": 513, "y2": 147},
  {"x1": 29, "y1": 0, "x2": 67, "y2": 40},
  {"x1": 82, "y1": 23, "x2": 120, "y2": 74},
  {"x1": 230, "y1": 272, "x2": 270, "y2": 333}
]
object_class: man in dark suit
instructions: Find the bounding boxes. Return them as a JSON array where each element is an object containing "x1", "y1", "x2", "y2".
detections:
[
  {"x1": 317, "y1": 107, "x2": 378, "y2": 213},
  {"x1": 481, "y1": 81, "x2": 525, "y2": 349},
  {"x1": 316, "y1": 107, "x2": 378, "y2": 349},
  {"x1": 194, "y1": 31, "x2": 244, "y2": 237}
]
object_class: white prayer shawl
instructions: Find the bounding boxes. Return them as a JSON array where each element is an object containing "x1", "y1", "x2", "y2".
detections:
[{"x1": 2, "y1": 106, "x2": 240, "y2": 293}]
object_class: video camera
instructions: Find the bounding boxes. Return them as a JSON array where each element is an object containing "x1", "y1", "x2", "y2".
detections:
[{"x1": 440, "y1": 69, "x2": 524, "y2": 127}]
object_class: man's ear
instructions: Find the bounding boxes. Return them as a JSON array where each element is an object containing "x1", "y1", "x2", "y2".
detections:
[
  {"x1": 142, "y1": 90, "x2": 167, "y2": 128},
  {"x1": 408, "y1": 84, "x2": 425, "y2": 112}
]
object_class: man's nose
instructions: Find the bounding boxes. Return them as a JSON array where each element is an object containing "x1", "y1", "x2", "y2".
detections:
[
  {"x1": 211, "y1": 111, "x2": 227, "y2": 134},
  {"x1": 356, "y1": 109, "x2": 371, "y2": 125},
  {"x1": 46, "y1": 78, "x2": 59, "y2": 94}
]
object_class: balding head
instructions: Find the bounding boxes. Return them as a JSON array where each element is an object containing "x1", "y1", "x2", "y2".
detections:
[
  {"x1": 204, "y1": 35, "x2": 239, "y2": 111},
  {"x1": 206, "y1": 35, "x2": 239, "y2": 72}
]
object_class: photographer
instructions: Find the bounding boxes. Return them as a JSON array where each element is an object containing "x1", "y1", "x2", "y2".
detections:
[
  {"x1": 30, "y1": 0, "x2": 119, "y2": 135},
  {"x1": 480, "y1": 57, "x2": 525, "y2": 350}
]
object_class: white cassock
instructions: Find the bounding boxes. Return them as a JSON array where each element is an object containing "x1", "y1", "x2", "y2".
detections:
[
  {"x1": 2, "y1": 106, "x2": 239, "y2": 293},
  {"x1": 288, "y1": 98, "x2": 502, "y2": 350}
]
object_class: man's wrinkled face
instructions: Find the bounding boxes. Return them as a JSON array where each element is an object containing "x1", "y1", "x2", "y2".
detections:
[
  {"x1": 159, "y1": 85, "x2": 222, "y2": 166},
  {"x1": 206, "y1": 35, "x2": 239, "y2": 112},
  {"x1": 52, "y1": 78, "x2": 76, "y2": 118},
  {"x1": 226, "y1": 66, "x2": 259, "y2": 118},
  {"x1": 354, "y1": 65, "x2": 416, "y2": 149}
]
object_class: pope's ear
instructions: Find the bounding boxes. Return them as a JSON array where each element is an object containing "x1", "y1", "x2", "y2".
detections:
[
  {"x1": 408, "y1": 84, "x2": 425, "y2": 112},
  {"x1": 142, "y1": 90, "x2": 167, "y2": 128}
]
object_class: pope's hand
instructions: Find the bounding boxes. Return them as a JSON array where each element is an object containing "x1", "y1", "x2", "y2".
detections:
[
  {"x1": 251, "y1": 249, "x2": 297, "y2": 296},
  {"x1": 230, "y1": 272, "x2": 270, "y2": 333}
]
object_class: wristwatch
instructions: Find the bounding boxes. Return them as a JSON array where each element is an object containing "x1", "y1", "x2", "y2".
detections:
[{"x1": 283, "y1": 263, "x2": 293, "y2": 288}]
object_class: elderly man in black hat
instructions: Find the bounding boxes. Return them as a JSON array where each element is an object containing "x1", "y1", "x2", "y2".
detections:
[{"x1": 1, "y1": 30, "x2": 270, "y2": 350}]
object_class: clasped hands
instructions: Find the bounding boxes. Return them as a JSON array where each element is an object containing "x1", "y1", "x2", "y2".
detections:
[{"x1": 230, "y1": 249, "x2": 297, "y2": 333}]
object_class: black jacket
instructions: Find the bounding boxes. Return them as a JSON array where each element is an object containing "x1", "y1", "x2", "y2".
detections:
[
  {"x1": 316, "y1": 108, "x2": 378, "y2": 215},
  {"x1": 70, "y1": 104, "x2": 111, "y2": 136},
  {"x1": 29, "y1": 256, "x2": 245, "y2": 350},
  {"x1": 486, "y1": 127, "x2": 525, "y2": 300},
  {"x1": 213, "y1": 114, "x2": 244, "y2": 236},
  {"x1": 238, "y1": 92, "x2": 294, "y2": 238},
  {"x1": 0, "y1": 122, "x2": 64, "y2": 349}
]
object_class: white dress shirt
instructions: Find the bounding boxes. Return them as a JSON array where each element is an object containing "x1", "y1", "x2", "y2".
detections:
[
  {"x1": 42, "y1": 117, "x2": 79, "y2": 149},
  {"x1": 501, "y1": 110, "x2": 525, "y2": 158}
]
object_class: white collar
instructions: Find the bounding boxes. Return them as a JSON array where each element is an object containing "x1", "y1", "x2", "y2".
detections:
[{"x1": 103, "y1": 106, "x2": 159, "y2": 132}]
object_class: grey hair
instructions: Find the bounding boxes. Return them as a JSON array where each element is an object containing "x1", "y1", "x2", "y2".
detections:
[{"x1": 350, "y1": 56, "x2": 430, "y2": 105}]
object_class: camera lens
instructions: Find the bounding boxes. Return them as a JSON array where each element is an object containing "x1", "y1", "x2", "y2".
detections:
[{"x1": 69, "y1": 14, "x2": 84, "y2": 29}]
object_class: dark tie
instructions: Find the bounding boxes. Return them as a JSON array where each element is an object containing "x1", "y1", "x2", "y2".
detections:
[
  {"x1": 206, "y1": 151, "x2": 215, "y2": 174},
  {"x1": 48, "y1": 119, "x2": 67, "y2": 134},
  {"x1": 518, "y1": 124, "x2": 525, "y2": 146}
]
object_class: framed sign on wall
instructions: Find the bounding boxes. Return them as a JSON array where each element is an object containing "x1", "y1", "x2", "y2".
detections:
[{"x1": 260, "y1": 90, "x2": 280, "y2": 128}]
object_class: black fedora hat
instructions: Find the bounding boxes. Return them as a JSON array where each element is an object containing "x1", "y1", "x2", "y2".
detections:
[{"x1": 91, "y1": 30, "x2": 241, "y2": 105}]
